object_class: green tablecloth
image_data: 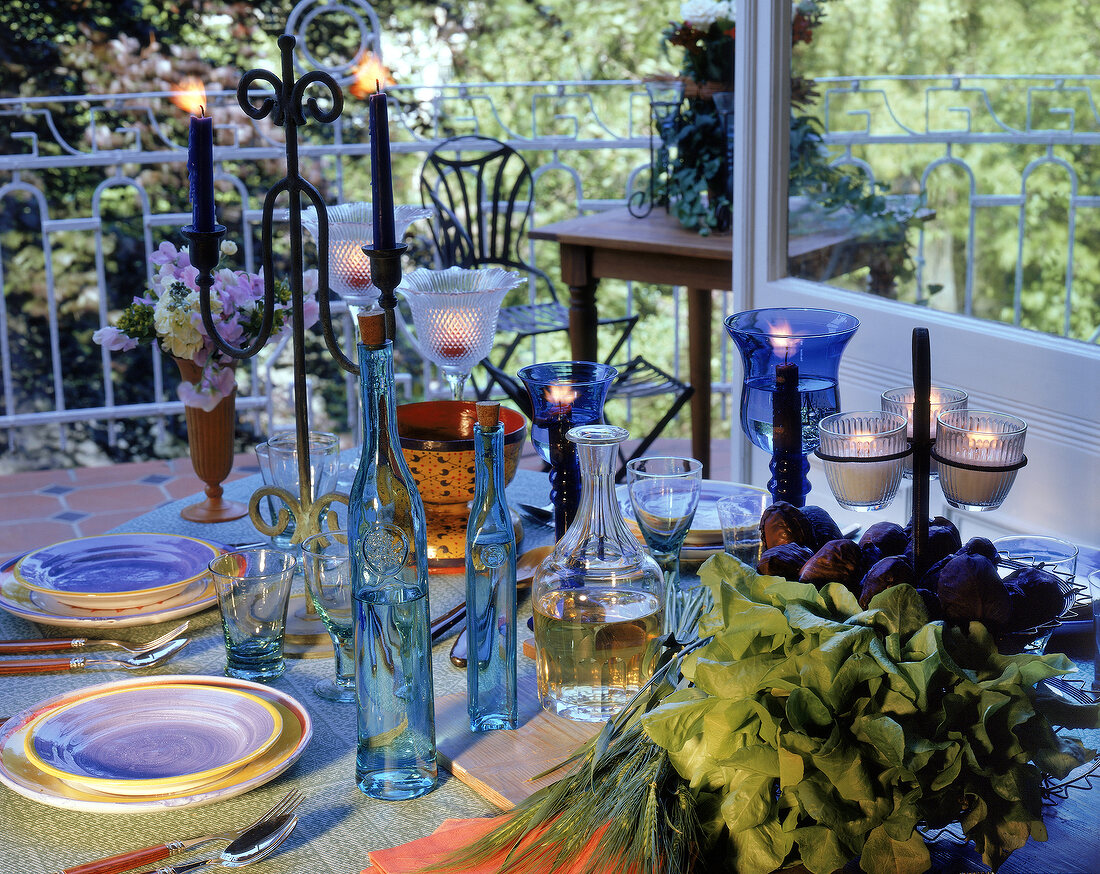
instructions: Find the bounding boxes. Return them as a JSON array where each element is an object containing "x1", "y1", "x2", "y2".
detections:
[{"x1": 0, "y1": 467, "x2": 555, "y2": 874}]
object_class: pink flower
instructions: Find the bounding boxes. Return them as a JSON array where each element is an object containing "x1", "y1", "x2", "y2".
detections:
[
  {"x1": 92, "y1": 326, "x2": 138, "y2": 351},
  {"x1": 149, "y1": 240, "x2": 179, "y2": 266}
]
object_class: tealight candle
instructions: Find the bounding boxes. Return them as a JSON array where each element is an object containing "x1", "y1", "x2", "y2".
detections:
[
  {"x1": 881, "y1": 385, "x2": 967, "y2": 478},
  {"x1": 935, "y1": 410, "x2": 1027, "y2": 511},
  {"x1": 818, "y1": 412, "x2": 907, "y2": 511}
]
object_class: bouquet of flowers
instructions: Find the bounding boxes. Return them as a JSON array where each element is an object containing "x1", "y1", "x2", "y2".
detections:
[{"x1": 94, "y1": 240, "x2": 319, "y2": 411}]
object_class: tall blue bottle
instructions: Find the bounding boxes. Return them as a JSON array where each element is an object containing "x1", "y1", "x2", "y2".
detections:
[
  {"x1": 348, "y1": 313, "x2": 437, "y2": 800},
  {"x1": 465, "y1": 402, "x2": 518, "y2": 731}
]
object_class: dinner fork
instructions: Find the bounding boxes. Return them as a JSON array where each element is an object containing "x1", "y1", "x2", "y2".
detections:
[
  {"x1": 55, "y1": 789, "x2": 305, "y2": 874},
  {"x1": 0, "y1": 637, "x2": 188, "y2": 675},
  {"x1": 0, "y1": 621, "x2": 189, "y2": 656}
]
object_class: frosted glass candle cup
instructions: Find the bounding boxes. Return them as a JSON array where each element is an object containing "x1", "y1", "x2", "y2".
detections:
[
  {"x1": 818, "y1": 411, "x2": 908, "y2": 511},
  {"x1": 935, "y1": 410, "x2": 1026, "y2": 511},
  {"x1": 881, "y1": 385, "x2": 968, "y2": 478},
  {"x1": 716, "y1": 493, "x2": 770, "y2": 568}
]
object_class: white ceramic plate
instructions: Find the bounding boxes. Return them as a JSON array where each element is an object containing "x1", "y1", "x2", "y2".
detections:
[
  {"x1": 0, "y1": 675, "x2": 312, "y2": 812},
  {"x1": 0, "y1": 569, "x2": 217, "y2": 629},
  {"x1": 24, "y1": 683, "x2": 282, "y2": 796},
  {"x1": 14, "y1": 533, "x2": 219, "y2": 609},
  {"x1": 618, "y1": 480, "x2": 768, "y2": 547}
]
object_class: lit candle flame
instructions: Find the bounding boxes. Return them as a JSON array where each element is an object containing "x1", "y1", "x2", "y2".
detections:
[
  {"x1": 436, "y1": 311, "x2": 476, "y2": 360},
  {"x1": 769, "y1": 320, "x2": 798, "y2": 363},
  {"x1": 348, "y1": 53, "x2": 396, "y2": 100},
  {"x1": 171, "y1": 78, "x2": 207, "y2": 116},
  {"x1": 545, "y1": 384, "x2": 576, "y2": 412}
]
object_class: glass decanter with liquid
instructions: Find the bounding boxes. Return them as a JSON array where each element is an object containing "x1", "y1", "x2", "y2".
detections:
[{"x1": 531, "y1": 424, "x2": 664, "y2": 723}]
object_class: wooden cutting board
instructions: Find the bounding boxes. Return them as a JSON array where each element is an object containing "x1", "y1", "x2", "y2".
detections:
[{"x1": 435, "y1": 670, "x2": 601, "y2": 810}]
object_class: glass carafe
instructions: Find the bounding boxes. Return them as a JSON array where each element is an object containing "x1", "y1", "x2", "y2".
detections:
[{"x1": 531, "y1": 424, "x2": 664, "y2": 723}]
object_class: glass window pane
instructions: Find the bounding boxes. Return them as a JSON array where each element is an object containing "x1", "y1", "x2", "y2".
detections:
[{"x1": 789, "y1": 1, "x2": 1098, "y2": 344}]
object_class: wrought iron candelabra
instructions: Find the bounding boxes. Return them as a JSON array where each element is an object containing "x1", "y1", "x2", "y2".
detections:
[{"x1": 187, "y1": 34, "x2": 407, "y2": 643}]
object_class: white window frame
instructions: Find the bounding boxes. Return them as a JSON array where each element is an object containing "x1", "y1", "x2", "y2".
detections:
[{"x1": 729, "y1": 1, "x2": 1100, "y2": 549}]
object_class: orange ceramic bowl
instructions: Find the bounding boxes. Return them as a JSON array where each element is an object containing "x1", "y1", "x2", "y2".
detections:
[{"x1": 396, "y1": 401, "x2": 527, "y2": 505}]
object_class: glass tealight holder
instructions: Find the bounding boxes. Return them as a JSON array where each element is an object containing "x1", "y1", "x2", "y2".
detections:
[
  {"x1": 881, "y1": 385, "x2": 968, "y2": 478},
  {"x1": 817, "y1": 411, "x2": 908, "y2": 511},
  {"x1": 517, "y1": 361, "x2": 618, "y2": 539},
  {"x1": 935, "y1": 410, "x2": 1027, "y2": 511},
  {"x1": 398, "y1": 266, "x2": 523, "y2": 400},
  {"x1": 301, "y1": 202, "x2": 432, "y2": 314}
]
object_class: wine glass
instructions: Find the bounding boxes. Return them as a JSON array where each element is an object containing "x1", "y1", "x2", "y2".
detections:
[
  {"x1": 398, "y1": 266, "x2": 523, "y2": 400},
  {"x1": 625, "y1": 457, "x2": 703, "y2": 632},
  {"x1": 301, "y1": 529, "x2": 355, "y2": 702}
]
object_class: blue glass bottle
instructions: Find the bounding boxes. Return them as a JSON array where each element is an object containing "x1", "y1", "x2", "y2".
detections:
[
  {"x1": 348, "y1": 313, "x2": 437, "y2": 800},
  {"x1": 465, "y1": 402, "x2": 518, "y2": 731}
]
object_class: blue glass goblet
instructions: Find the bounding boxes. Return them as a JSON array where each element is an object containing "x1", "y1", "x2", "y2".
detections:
[
  {"x1": 725, "y1": 308, "x2": 859, "y2": 506},
  {"x1": 517, "y1": 361, "x2": 618, "y2": 539}
]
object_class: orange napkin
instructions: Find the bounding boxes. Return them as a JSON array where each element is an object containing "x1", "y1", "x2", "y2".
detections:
[{"x1": 365, "y1": 816, "x2": 637, "y2": 874}]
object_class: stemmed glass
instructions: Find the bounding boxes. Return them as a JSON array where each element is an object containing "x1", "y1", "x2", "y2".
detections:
[
  {"x1": 625, "y1": 457, "x2": 703, "y2": 632},
  {"x1": 301, "y1": 529, "x2": 355, "y2": 702},
  {"x1": 398, "y1": 266, "x2": 523, "y2": 400}
]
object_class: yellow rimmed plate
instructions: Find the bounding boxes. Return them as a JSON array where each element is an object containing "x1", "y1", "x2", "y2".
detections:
[
  {"x1": 0, "y1": 675, "x2": 311, "y2": 812},
  {"x1": 23, "y1": 683, "x2": 282, "y2": 796},
  {"x1": 0, "y1": 568, "x2": 217, "y2": 629},
  {"x1": 14, "y1": 533, "x2": 221, "y2": 609}
]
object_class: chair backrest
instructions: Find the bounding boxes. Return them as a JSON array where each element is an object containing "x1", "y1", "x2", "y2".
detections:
[{"x1": 419, "y1": 135, "x2": 556, "y2": 298}]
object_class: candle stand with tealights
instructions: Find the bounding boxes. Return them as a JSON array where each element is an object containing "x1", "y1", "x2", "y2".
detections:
[{"x1": 813, "y1": 327, "x2": 1029, "y2": 575}]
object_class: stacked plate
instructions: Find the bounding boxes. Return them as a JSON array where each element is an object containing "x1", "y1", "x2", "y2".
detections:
[
  {"x1": 0, "y1": 675, "x2": 312, "y2": 812},
  {"x1": 617, "y1": 481, "x2": 769, "y2": 569},
  {"x1": 0, "y1": 533, "x2": 223, "y2": 628}
]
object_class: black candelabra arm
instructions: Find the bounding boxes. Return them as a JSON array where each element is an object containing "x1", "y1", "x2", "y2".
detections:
[{"x1": 910, "y1": 328, "x2": 932, "y2": 576}]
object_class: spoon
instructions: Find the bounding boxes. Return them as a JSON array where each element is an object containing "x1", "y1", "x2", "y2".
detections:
[
  {"x1": 449, "y1": 545, "x2": 553, "y2": 668},
  {"x1": 137, "y1": 811, "x2": 298, "y2": 874},
  {"x1": 0, "y1": 637, "x2": 189, "y2": 675}
]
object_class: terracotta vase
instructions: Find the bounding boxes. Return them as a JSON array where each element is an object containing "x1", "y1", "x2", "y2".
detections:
[{"x1": 174, "y1": 358, "x2": 248, "y2": 523}]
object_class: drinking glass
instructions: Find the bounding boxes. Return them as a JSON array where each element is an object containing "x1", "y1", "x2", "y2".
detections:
[
  {"x1": 265, "y1": 430, "x2": 342, "y2": 548},
  {"x1": 254, "y1": 434, "x2": 292, "y2": 549},
  {"x1": 208, "y1": 547, "x2": 297, "y2": 681},
  {"x1": 302, "y1": 530, "x2": 355, "y2": 702},
  {"x1": 716, "y1": 492, "x2": 769, "y2": 567},
  {"x1": 626, "y1": 457, "x2": 703, "y2": 631}
]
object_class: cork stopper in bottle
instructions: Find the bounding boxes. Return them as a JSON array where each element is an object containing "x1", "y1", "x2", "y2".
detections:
[
  {"x1": 475, "y1": 401, "x2": 501, "y2": 430},
  {"x1": 357, "y1": 312, "x2": 386, "y2": 347}
]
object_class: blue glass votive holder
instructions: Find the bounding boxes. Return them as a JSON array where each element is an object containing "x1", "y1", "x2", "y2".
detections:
[{"x1": 517, "y1": 361, "x2": 617, "y2": 539}]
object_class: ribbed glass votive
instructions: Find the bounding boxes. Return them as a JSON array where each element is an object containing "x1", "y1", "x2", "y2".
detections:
[
  {"x1": 881, "y1": 385, "x2": 968, "y2": 478},
  {"x1": 817, "y1": 411, "x2": 908, "y2": 511},
  {"x1": 936, "y1": 410, "x2": 1027, "y2": 511}
]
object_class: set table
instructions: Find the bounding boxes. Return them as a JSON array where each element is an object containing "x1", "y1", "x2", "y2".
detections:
[{"x1": 0, "y1": 467, "x2": 1097, "y2": 873}]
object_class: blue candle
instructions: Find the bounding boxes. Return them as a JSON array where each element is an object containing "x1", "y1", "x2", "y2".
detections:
[
  {"x1": 368, "y1": 90, "x2": 397, "y2": 249},
  {"x1": 187, "y1": 110, "x2": 216, "y2": 232}
]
